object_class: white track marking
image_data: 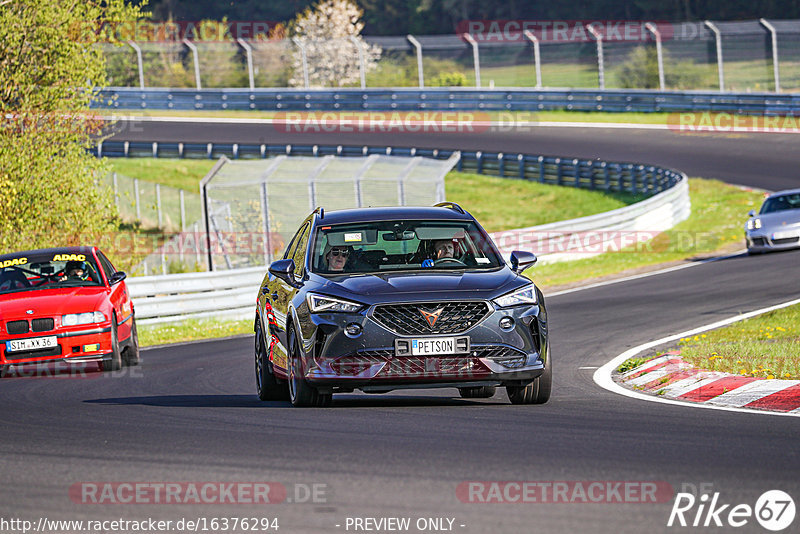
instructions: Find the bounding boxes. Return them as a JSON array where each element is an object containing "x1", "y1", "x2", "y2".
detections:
[{"x1": 593, "y1": 296, "x2": 800, "y2": 417}]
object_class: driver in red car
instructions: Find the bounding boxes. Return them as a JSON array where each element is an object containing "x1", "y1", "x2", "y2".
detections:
[{"x1": 60, "y1": 260, "x2": 89, "y2": 281}]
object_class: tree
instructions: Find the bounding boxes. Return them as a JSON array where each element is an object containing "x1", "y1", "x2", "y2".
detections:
[
  {"x1": 0, "y1": 0, "x2": 143, "y2": 252},
  {"x1": 288, "y1": 0, "x2": 381, "y2": 88}
]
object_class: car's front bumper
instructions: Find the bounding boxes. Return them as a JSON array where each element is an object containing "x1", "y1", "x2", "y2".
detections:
[
  {"x1": 299, "y1": 301, "x2": 547, "y2": 392},
  {"x1": 0, "y1": 326, "x2": 113, "y2": 366},
  {"x1": 746, "y1": 229, "x2": 800, "y2": 252}
]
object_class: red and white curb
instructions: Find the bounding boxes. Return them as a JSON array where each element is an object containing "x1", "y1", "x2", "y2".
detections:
[
  {"x1": 618, "y1": 351, "x2": 800, "y2": 413},
  {"x1": 594, "y1": 296, "x2": 800, "y2": 417}
]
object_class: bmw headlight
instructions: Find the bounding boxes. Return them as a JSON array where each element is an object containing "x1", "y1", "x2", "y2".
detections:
[
  {"x1": 306, "y1": 293, "x2": 363, "y2": 313},
  {"x1": 493, "y1": 284, "x2": 538, "y2": 308},
  {"x1": 62, "y1": 311, "x2": 105, "y2": 326},
  {"x1": 747, "y1": 218, "x2": 762, "y2": 231}
]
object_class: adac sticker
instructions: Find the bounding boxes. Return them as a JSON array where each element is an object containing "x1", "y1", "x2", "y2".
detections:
[
  {"x1": 0, "y1": 257, "x2": 27, "y2": 268},
  {"x1": 53, "y1": 254, "x2": 86, "y2": 262},
  {"x1": 344, "y1": 232, "x2": 362, "y2": 242}
]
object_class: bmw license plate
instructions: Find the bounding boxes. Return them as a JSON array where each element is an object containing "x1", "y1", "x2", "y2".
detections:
[
  {"x1": 6, "y1": 336, "x2": 58, "y2": 353},
  {"x1": 411, "y1": 337, "x2": 455, "y2": 356}
]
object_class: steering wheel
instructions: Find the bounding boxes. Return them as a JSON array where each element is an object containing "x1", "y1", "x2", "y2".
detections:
[{"x1": 434, "y1": 257, "x2": 466, "y2": 266}]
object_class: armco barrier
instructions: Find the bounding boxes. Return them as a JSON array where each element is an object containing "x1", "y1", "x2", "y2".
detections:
[
  {"x1": 95, "y1": 87, "x2": 800, "y2": 115},
  {"x1": 115, "y1": 141, "x2": 689, "y2": 324}
]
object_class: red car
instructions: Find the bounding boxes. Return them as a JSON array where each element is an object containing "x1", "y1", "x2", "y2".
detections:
[{"x1": 0, "y1": 246, "x2": 138, "y2": 376}]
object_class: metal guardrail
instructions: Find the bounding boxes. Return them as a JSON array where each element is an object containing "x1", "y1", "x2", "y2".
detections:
[
  {"x1": 95, "y1": 87, "x2": 800, "y2": 115},
  {"x1": 96, "y1": 141, "x2": 682, "y2": 195},
  {"x1": 113, "y1": 141, "x2": 689, "y2": 324}
]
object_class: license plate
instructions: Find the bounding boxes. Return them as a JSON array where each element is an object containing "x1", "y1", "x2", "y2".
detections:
[
  {"x1": 411, "y1": 337, "x2": 456, "y2": 356},
  {"x1": 772, "y1": 230, "x2": 796, "y2": 240},
  {"x1": 395, "y1": 336, "x2": 469, "y2": 357},
  {"x1": 6, "y1": 336, "x2": 58, "y2": 353}
]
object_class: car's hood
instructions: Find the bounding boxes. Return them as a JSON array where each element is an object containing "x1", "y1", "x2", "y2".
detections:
[
  {"x1": 0, "y1": 287, "x2": 107, "y2": 320},
  {"x1": 754, "y1": 210, "x2": 800, "y2": 229},
  {"x1": 314, "y1": 267, "x2": 530, "y2": 303}
]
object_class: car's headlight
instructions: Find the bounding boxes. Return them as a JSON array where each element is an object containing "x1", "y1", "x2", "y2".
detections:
[
  {"x1": 62, "y1": 311, "x2": 105, "y2": 326},
  {"x1": 493, "y1": 284, "x2": 538, "y2": 307},
  {"x1": 306, "y1": 293, "x2": 363, "y2": 313},
  {"x1": 747, "y1": 218, "x2": 762, "y2": 231}
]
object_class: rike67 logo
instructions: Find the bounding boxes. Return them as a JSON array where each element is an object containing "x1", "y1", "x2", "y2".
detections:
[{"x1": 668, "y1": 489, "x2": 795, "y2": 531}]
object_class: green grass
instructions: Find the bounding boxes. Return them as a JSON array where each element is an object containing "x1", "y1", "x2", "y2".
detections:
[
  {"x1": 676, "y1": 304, "x2": 800, "y2": 380},
  {"x1": 446, "y1": 172, "x2": 641, "y2": 233},
  {"x1": 108, "y1": 158, "x2": 216, "y2": 192},
  {"x1": 528, "y1": 178, "x2": 763, "y2": 288},
  {"x1": 138, "y1": 318, "x2": 252, "y2": 347}
]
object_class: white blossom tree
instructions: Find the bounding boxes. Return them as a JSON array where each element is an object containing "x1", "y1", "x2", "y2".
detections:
[{"x1": 289, "y1": 0, "x2": 381, "y2": 88}]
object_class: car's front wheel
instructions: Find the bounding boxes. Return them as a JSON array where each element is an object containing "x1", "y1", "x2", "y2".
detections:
[
  {"x1": 287, "y1": 325, "x2": 331, "y2": 408},
  {"x1": 507, "y1": 360, "x2": 551, "y2": 405},
  {"x1": 458, "y1": 386, "x2": 496, "y2": 398},
  {"x1": 255, "y1": 318, "x2": 288, "y2": 401},
  {"x1": 101, "y1": 318, "x2": 122, "y2": 372}
]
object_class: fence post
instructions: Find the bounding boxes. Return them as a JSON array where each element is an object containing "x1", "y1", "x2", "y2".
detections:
[
  {"x1": 523, "y1": 30, "x2": 542, "y2": 89},
  {"x1": 645, "y1": 23, "x2": 665, "y2": 90},
  {"x1": 112, "y1": 172, "x2": 119, "y2": 209},
  {"x1": 603, "y1": 162, "x2": 610, "y2": 191},
  {"x1": 407, "y1": 35, "x2": 424, "y2": 88},
  {"x1": 555, "y1": 158, "x2": 563, "y2": 185},
  {"x1": 538, "y1": 156, "x2": 545, "y2": 183},
  {"x1": 476, "y1": 151, "x2": 483, "y2": 174},
  {"x1": 134, "y1": 178, "x2": 140, "y2": 220},
  {"x1": 463, "y1": 33, "x2": 481, "y2": 88},
  {"x1": 180, "y1": 190, "x2": 186, "y2": 232},
  {"x1": 587, "y1": 24, "x2": 605, "y2": 90},
  {"x1": 260, "y1": 181, "x2": 272, "y2": 265},
  {"x1": 182, "y1": 39, "x2": 202, "y2": 90},
  {"x1": 292, "y1": 37, "x2": 310, "y2": 89},
  {"x1": 704, "y1": 21, "x2": 725, "y2": 92},
  {"x1": 156, "y1": 184, "x2": 162, "y2": 228},
  {"x1": 518, "y1": 154, "x2": 525, "y2": 179},
  {"x1": 236, "y1": 38, "x2": 256, "y2": 90},
  {"x1": 127, "y1": 41, "x2": 145, "y2": 89},
  {"x1": 760, "y1": 19, "x2": 781, "y2": 93},
  {"x1": 349, "y1": 36, "x2": 367, "y2": 89},
  {"x1": 498, "y1": 153, "x2": 504, "y2": 177}
]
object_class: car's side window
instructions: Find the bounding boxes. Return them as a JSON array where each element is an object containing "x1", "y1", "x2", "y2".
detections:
[
  {"x1": 283, "y1": 224, "x2": 306, "y2": 260},
  {"x1": 96, "y1": 252, "x2": 116, "y2": 281},
  {"x1": 291, "y1": 223, "x2": 311, "y2": 280}
]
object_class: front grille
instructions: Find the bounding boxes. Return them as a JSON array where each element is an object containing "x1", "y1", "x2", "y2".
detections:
[
  {"x1": 31, "y1": 318, "x2": 54, "y2": 332},
  {"x1": 372, "y1": 301, "x2": 491, "y2": 335},
  {"x1": 752, "y1": 237, "x2": 768, "y2": 246},
  {"x1": 6, "y1": 320, "x2": 28, "y2": 335},
  {"x1": 773, "y1": 237, "x2": 799, "y2": 245},
  {"x1": 385, "y1": 356, "x2": 490, "y2": 377},
  {"x1": 472, "y1": 345, "x2": 528, "y2": 368},
  {"x1": 4, "y1": 345, "x2": 62, "y2": 361}
]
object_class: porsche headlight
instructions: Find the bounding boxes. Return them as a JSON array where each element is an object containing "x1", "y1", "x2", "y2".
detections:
[
  {"x1": 306, "y1": 293, "x2": 363, "y2": 313},
  {"x1": 62, "y1": 311, "x2": 106, "y2": 326},
  {"x1": 493, "y1": 284, "x2": 538, "y2": 308},
  {"x1": 747, "y1": 218, "x2": 762, "y2": 231}
]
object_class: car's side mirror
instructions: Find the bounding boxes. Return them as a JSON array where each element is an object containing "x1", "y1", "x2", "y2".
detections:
[
  {"x1": 108, "y1": 271, "x2": 127, "y2": 285},
  {"x1": 510, "y1": 251, "x2": 537, "y2": 273},
  {"x1": 748, "y1": 210, "x2": 756, "y2": 217},
  {"x1": 269, "y1": 259, "x2": 297, "y2": 286}
]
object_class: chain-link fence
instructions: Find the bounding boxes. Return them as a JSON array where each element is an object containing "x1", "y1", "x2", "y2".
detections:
[
  {"x1": 99, "y1": 19, "x2": 800, "y2": 92},
  {"x1": 197, "y1": 153, "x2": 458, "y2": 271}
]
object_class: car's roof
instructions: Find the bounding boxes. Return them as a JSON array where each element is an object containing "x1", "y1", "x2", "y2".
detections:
[
  {"x1": 767, "y1": 188, "x2": 800, "y2": 198},
  {"x1": 316, "y1": 206, "x2": 473, "y2": 225},
  {"x1": 0, "y1": 246, "x2": 97, "y2": 262}
]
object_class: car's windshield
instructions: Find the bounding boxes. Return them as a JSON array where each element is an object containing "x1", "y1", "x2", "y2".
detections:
[
  {"x1": 311, "y1": 220, "x2": 504, "y2": 274},
  {"x1": 0, "y1": 252, "x2": 103, "y2": 295},
  {"x1": 760, "y1": 193, "x2": 800, "y2": 214}
]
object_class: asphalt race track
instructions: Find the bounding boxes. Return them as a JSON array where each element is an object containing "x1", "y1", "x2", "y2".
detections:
[{"x1": 1, "y1": 122, "x2": 798, "y2": 533}]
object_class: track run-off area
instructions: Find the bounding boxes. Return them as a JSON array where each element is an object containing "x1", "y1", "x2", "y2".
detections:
[{"x1": 1, "y1": 121, "x2": 798, "y2": 533}]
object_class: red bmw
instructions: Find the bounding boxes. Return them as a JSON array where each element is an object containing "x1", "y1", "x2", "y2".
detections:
[{"x1": 0, "y1": 246, "x2": 138, "y2": 376}]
